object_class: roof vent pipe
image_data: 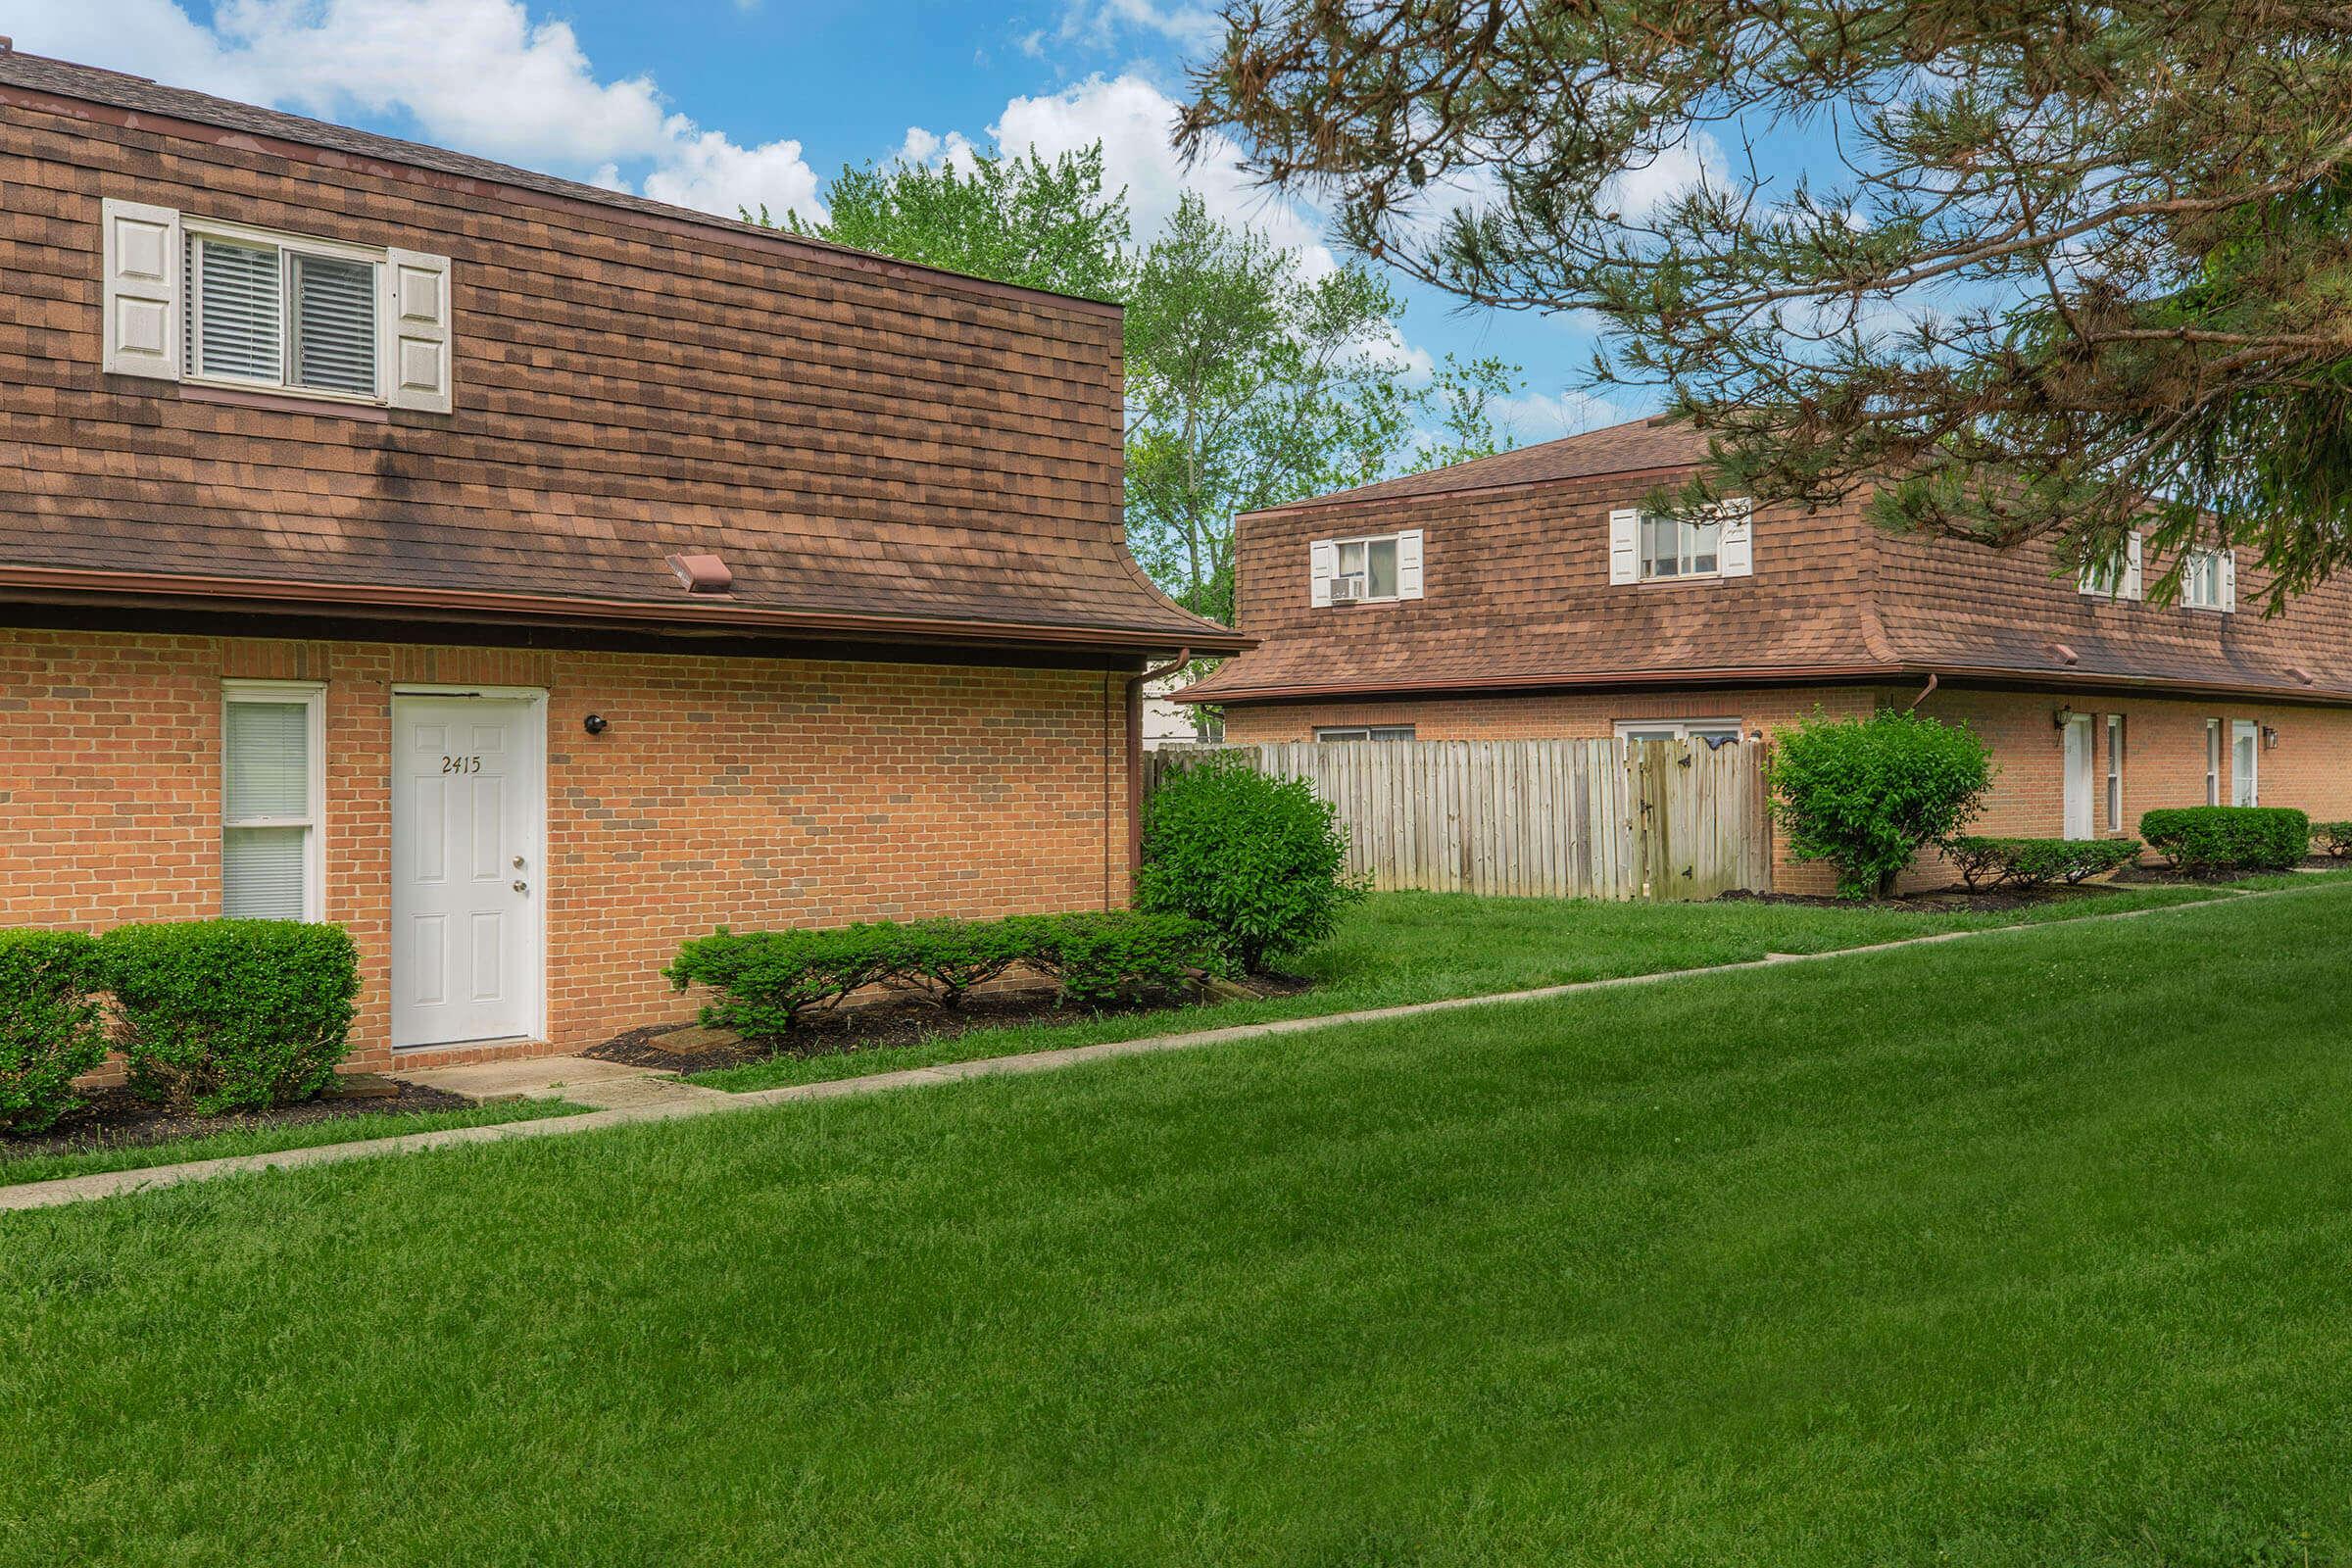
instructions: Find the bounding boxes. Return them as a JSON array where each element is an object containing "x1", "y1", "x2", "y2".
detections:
[{"x1": 665, "y1": 553, "x2": 733, "y2": 595}]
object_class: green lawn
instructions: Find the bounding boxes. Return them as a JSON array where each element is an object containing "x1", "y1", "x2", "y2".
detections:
[
  {"x1": 5, "y1": 882, "x2": 2351, "y2": 1564},
  {"x1": 0, "y1": 1096, "x2": 589, "y2": 1187},
  {"x1": 696, "y1": 881, "x2": 2228, "y2": 1090}
]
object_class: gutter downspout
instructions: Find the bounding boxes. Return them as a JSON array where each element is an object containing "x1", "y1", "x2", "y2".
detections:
[
  {"x1": 1907, "y1": 672, "x2": 1939, "y2": 710},
  {"x1": 1126, "y1": 648, "x2": 1192, "y2": 890}
]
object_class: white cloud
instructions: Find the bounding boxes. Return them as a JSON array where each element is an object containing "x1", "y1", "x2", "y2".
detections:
[
  {"x1": 1049, "y1": 0, "x2": 1223, "y2": 55},
  {"x1": 981, "y1": 74, "x2": 1340, "y2": 272},
  {"x1": 1599, "y1": 127, "x2": 1728, "y2": 221},
  {"x1": 5, "y1": 0, "x2": 822, "y2": 221},
  {"x1": 1494, "y1": 388, "x2": 1642, "y2": 442}
]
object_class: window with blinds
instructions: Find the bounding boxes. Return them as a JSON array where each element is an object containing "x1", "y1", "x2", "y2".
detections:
[
  {"x1": 222, "y1": 687, "x2": 322, "y2": 921},
  {"x1": 185, "y1": 229, "x2": 378, "y2": 398}
]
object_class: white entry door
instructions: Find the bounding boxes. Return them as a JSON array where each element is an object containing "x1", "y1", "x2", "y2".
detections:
[
  {"x1": 2062, "y1": 713, "x2": 2095, "y2": 841},
  {"x1": 391, "y1": 695, "x2": 543, "y2": 1050}
]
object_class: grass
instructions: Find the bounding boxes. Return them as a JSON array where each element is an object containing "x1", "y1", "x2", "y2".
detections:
[
  {"x1": 0, "y1": 1096, "x2": 588, "y2": 1187},
  {"x1": 4, "y1": 881, "x2": 2351, "y2": 1564},
  {"x1": 695, "y1": 881, "x2": 2227, "y2": 1091}
]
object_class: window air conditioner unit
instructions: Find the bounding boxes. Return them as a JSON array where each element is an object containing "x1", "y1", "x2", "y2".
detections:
[{"x1": 1329, "y1": 578, "x2": 1363, "y2": 603}]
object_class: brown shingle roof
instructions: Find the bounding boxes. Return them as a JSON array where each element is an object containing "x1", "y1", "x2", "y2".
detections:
[
  {"x1": 1246, "y1": 416, "x2": 1710, "y2": 514},
  {"x1": 0, "y1": 51, "x2": 1238, "y2": 655},
  {"x1": 1192, "y1": 415, "x2": 2352, "y2": 705}
]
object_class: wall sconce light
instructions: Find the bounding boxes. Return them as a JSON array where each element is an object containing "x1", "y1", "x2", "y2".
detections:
[
  {"x1": 2263, "y1": 725, "x2": 2279, "y2": 751},
  {"x1": 582, "y1": 713, "x2": 610, "y2": 736},
  {"x1": 2052, "y1": 704, "x2": 2075, "y2": 731}
]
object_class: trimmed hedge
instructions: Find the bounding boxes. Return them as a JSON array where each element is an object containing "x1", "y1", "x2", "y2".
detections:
[
  {"x1": 2315, "y1": 820, "x2": 2352, "y2": 858},
  {"x1": 1941, "y1": 836, "x2": 2142, "y2": 890},
  {"x1": 0, "y1": 930, "x2": 110, "y2": 1135},
  {"x1": 1137, "y1": 753, "x2": 1362, "y2": 970},
  {"x1": 2138, "y1": 806, "x2": 2309, "y2": 872},
  {"x1": 100, "y1": 920, "x2": 360, "y2": 1115},
  {"x1": 667, "y1": 909, "x2": 1222, "y2": 1036}
]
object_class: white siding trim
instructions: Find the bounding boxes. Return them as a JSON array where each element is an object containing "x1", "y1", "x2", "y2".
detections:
[
  {"x1": 100, "y1": 198, "x2": 181, "y2": 379},
  {"x1": 382, "y1": 248, "x2": 455, "y2": 414},
  {"x1": 1396, "y1": 528, "x2": 1425, "y2": 600},
  {"x1": 1716, "y1": 497, "x2": 1754, "y2": 577},
  {"x1": 1607, "y1": 508, "x2": 1641, "y2": 585}
]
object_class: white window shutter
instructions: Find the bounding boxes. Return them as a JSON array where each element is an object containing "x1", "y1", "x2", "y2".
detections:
[
  {"x1": 1309, "y1": 539, "x2": 1335, "y2": 607},
  {"x1": 381, "y1": 248, "x2": 454, "y2": 413},
  {"x1": 2220, "y1": 550, "x2": 2237, "y2": 612},
  {"x1": 1608, "y1": 509, "x2": 1641, "y2": 585},
  {"x1": 1716, "y1": 498, "x2": 1754, "y2": 577},
  {"x1": 1396, "y1": 529, "x2": 1424, "y2": 600},
  {"x1": 2125, "y1": 533, "x2": 2145, "y2": 599},
  {"x1": 100, "y1": 198, "x2": 181, "y2": 379}
]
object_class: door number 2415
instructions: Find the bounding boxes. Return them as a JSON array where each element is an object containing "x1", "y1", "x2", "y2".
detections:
[{"x1": 440, "y1": 755, "x2": 483, "y2": 775}]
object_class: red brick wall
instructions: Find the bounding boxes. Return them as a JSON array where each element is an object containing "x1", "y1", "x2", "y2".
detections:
[{"x1": 0, "y1": 629, "x2": 1131, "y2": 1070}]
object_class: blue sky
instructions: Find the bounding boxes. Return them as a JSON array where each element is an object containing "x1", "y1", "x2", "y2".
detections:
[{"x1": 11, "y1": 0, "x2": 1664, "y2": 443}]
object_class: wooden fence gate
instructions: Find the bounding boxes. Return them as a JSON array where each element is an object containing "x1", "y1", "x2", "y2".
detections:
[{"x1": 1143, "y1": 738, "x2": 1774, "y2": 901}]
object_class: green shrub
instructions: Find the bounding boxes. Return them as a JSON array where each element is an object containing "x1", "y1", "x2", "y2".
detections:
[
  {"x1": 667, "y1": 910, "x2": 1222, "y2": 1036},
  {"x1": 666, "y1": 925, "x2": 899, "y2": 1037},
  {"x1": 0, "y1": 930, "x2": 109, "y2": 1135},
  {"x1": 1940, "y1": 836, "x2": 2142, "y2": 889},
  {"x1": 1136, "y1": 754, "x2": 1363, "y2": 969},
  {"x1": 2314, "y1": 820, "x2": 2352, "y2": 858},
  {"x1": 100, "y1": 921, "x2": 360, "y2": 1115},
  {"x1": 2139, "y1": 806, "x2": 2309, "y2": 871},
  {"x1": 1029, "y1": 911, "x2": 1222, "y2": 1007},
  {"x1": 1768, "y1": 710, "x2": 1994, "y2": 899}
]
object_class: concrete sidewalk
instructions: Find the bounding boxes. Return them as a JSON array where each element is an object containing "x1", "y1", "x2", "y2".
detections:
[{"x1": 0, "y1": 884, "x2": 2279, "y2": 1213}]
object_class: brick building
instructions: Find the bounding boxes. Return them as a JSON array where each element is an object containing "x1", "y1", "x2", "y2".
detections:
[
  {"x1": 0, "y1": 50, "x2": 1240, "y2": 1069},
  {"x1": 1182, "y1": 416, "x2": 2352, "y2": 885}
]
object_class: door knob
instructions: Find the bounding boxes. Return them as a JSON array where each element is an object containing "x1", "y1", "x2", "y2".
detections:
[
  {"x1": 513, "y1": 880, "x2": 528, "y2": 893},
  {"x1": 512, "y1": 855, "x2": 525, "y2": 868}
]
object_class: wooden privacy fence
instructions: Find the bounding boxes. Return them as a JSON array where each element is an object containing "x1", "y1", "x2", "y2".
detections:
[{"x1": 1144, "y1": 738, "x2": 1775, "y2": 901}]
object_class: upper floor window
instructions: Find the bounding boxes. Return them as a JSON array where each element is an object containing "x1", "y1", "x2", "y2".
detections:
[
  {"x1": 2180, "y1": 547, "x2": 2237, "y2": 612},
  {"x1": 101, "y1": 197, "x2": 453, "y2": 414},
  {"x1": 1608, "y1": 500, "x2": 1752, "y2": 585},
  {"x1": 1309, "y1": 530, "x2": 1424, "y2": 607},
  {"x1": 187, "y1": 229, "x2": 379, "y2": 397},
  {"x1": 2078, "y1": 532, "x2": 2144, "y2": 600}
]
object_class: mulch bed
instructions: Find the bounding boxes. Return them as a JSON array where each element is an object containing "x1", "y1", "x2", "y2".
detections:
[
  {"x1": 3, "y1": 1076, "x2": 475, "y2": 1161},
  {"x1": 587, "y1": 972, "x2": 1317, "y2": 1076}
]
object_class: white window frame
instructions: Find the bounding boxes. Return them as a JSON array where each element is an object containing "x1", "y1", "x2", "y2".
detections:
[
  {"x1": 2206, "y1": 717, "x2": 2224, "y2": 805},
  {"x1": 1615, "y1": 718, "x2": 1745, "y2": 746},
  {"x1": 2079, "y1": 532, "x2": 2144, "y2": 600},
  {"x1": 2232, "y1": 718, "x2": 2261, "y2": 807},
  {"x1": 183, "y1": 217, "x2": 387, "y2": 406},
  {"x1": 1315, "y1": 725, "x2": 1417, "y2": 743},
  {"x1": 1639, "y1": 512, "x2": 1723, "y2": 582},
  {"x1": 2104, "y1": 713, "x2": 2125, "y2": 831},
  {"x1": 1331, "y1": 535, "x2": 1404, "y2": 604},
  {"x1": 2180, "y1": 547, "x2": 2234, "y2": 612},
  {"x1": 221, "y1": 679, "x2": 326, "y2": 921}
]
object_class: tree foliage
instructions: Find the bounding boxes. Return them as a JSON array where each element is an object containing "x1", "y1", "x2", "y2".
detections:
[
  {"x1": 1127, "y1": 193, "x2": 1521, "y2": 620},
  {"x1": 1180, "y1": 0, "x2": 2352, "y2": 608},
  {"x1": 770, "y1": 144, "x2": 1130, "y2": 301},
  {"x1": 768, "y1": 148, "x2": 1522, "y2": 625}
]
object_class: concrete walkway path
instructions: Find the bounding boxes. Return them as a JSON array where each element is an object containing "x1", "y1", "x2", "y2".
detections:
[{"x1": 0, "y1": 885, "x2": 2284, "y2": 1213}]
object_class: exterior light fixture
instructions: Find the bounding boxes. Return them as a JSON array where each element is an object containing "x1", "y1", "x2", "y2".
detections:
[{"x1": 583, "y1": 713, "x2": 609, "y2": 735}]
